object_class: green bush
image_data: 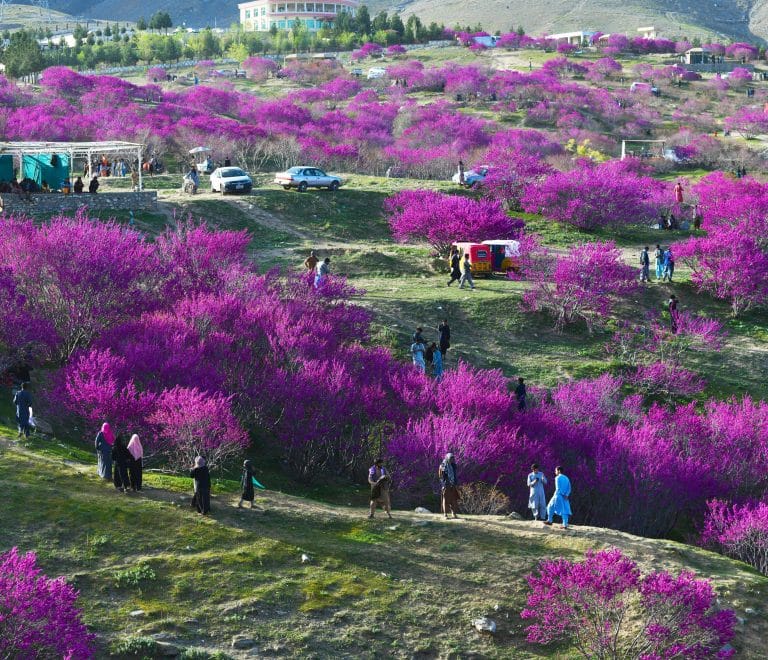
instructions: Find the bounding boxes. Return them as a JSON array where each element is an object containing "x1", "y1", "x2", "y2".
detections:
[{"x1": 113, "y1": 563, "x2": 157, "y2": 588}]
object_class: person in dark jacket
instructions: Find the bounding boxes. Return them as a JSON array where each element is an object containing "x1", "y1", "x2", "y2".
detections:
[
  {"x1": 13, "y1": 382, "x2": 32, "y2": 438},
  {"x1": 238, "y1": 459, "x2": 256, "y2": 508},
  {"x1": 112, "y1": 434, "x2": 131, "y2": 492},
  {"x1": 88, "y1": 176, "x2": 99, "y2": 193},
  {"x1": 73, "y1": 177, "x2": 84, "y2": 194},
  {"x1": 438, "y1": 453, "x2": 459, "y2": 519},
  {"x1": 191, "y1": 456, "x2": 211, "y2": 514},
  {"x1": 438, "y1": 319, "x2": 451, "y2": 356},
  {"x1": 127, "y1": 434, "x2": 143, "y2": 492},
  {"x1": 515, "y1": 377, "x2": 527, "y2": 412},
  {"x1": 447, "y1": 249, "x2": 461, "y2": 286},
  {"x1": 95, "y1": 422, "x2": 114, "y2": 480}
]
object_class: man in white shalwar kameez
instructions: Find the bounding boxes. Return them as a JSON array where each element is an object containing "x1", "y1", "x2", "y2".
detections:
[
  {"x1": 527, "y1": 463, "x2": 548, "y2": 521},
  {"x1": 543, "y1": 466, "x2": 571, "y2": 529}
]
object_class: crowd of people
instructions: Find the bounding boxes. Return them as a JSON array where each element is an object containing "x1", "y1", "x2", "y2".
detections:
[{"x1": 94, "y1": 423, "x2": 144, "y2": 494}]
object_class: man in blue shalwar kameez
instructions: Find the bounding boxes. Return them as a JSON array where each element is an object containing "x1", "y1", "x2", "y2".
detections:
[{"x1": 543, "y1": 466, "x2": 572, "y2": 529}]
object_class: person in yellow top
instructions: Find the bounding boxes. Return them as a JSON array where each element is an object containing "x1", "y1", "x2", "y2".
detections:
[{"x1": 304, "y1": 250, "x2": 319, "y2": 272}]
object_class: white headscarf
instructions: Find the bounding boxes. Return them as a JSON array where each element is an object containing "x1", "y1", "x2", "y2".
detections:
[
  {"x1": 127, "y1": 434, "x2": 143, "y2": 460},
  {"x1": 194, "y1": 456, "x2": 206, "y2": 468}
]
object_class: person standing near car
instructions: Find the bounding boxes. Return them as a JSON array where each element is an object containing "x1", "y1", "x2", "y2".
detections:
[{"x1": 459, "y1": 254, "x2": 475, "y2": 290}]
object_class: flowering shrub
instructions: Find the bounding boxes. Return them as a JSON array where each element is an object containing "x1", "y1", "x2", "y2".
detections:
[
  {"x1": 242, "y1": 56, "x2": 278, "y2": 83},
  {"x1": 701, "y1": 500, "x2": 768, "y2": 575},
  {"x1": 631, "y1": 361, "x2": 706, "y2": 401},
  {"x1": 521, "y1": 548, "x2": 736, "y2": 658},
  {"x1": 522, "y1": 241, "x2": 638, "y2": 332},
  {"x1": 385, "y1": 190, "x2": 524, "y2": 255},
  {"x1": 0, "y1": 547, "x2": 95, "y2": 659},
  {"x1": 521, "y1": 160, "x2": 659, "y2": 230}
]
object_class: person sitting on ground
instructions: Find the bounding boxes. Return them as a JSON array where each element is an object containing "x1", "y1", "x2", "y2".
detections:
[
  {"x1": 88, "y1": 176, "x2": 99, "y2": 194},
  {"x1": 73, "y1": 176, "x2": 84, "y2": 194},
  {"x1": 368, "y1": 457, "x2": 393, "y2": 519}
]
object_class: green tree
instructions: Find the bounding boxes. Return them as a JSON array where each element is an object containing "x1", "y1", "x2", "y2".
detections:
[
  {"x1": 149, "y1": 11, "x2": 173, "y2": 34},
  {"x1": 355, "y1": 5, "x2": 371, "y2": 36},
  {"x1": 372, "y1": 11, "x2": 389, "y2": 33},
  {"x1": 2, "y1": 30, "x2": 45, "y2": 77},
  {"x1": 136, "y1": 16, "x2": 148, "y2": 31},
  {"x1": 389, "y1": 15, "x2": 405, "y2": 38}
]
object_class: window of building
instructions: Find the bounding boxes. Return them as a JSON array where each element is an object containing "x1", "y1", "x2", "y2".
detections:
[
  {"x1": 261, "y1": 6, "x2": 266, "y2": 15},
  {"x1": 245, "y1": 9, "x2": 251, "y2": 17}
]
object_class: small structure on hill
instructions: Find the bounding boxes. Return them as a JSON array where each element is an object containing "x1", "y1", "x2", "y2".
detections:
[
  {"x1": 681, "y1": 48, "x2": 754, "y2": 74},
  {"x1": 548, "y1": 30, "x2": 595, "y2": 46}
]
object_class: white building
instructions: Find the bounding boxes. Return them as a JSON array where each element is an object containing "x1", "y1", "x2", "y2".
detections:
[
  {"x1": 238, "y1": 0, "x2": 359, "y2": 32},
  {"x1": 547, "y1": 30, "x2": 596, "y2": 46}
]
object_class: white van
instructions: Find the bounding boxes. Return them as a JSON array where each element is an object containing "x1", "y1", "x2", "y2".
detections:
[{"x1": 367, "y1": 67, "x2": 386, "y2": 80}]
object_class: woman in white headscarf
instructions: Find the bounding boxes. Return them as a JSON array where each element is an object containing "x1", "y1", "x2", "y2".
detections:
[
  {"x1": 127, "y1": 434, "x2": 144, "y2": 492},
  {"x1": 191, "y1": 456, "x2": 211, "y2": 515}
]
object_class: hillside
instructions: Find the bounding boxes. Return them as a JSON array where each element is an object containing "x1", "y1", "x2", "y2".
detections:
[
  {"x1": 1, "y1": 433, "x2": 766, "y2": 658},
  {"x1": 7, "y1": 0, "x2": 766, "y2": 40}
]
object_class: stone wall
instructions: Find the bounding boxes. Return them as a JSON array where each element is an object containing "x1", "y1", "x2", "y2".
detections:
[{"x1": 0, "y1": 191, "x2": 158, "y2": 215}]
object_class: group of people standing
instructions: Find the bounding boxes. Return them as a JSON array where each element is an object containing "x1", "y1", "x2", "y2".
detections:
[
  {"x1": 304, "y1": 250, "x2": 332, "y2": 289},
  {"x1": 640, "y1": 245, "x2": 675, "y2": 283},
  {"x1": 447, "y1": 248, "x2": 475, "y2": 290},
  {"x1": 94, "y1": 422, "x2": 144, "y2": 493},
  {"x1": 410, "y1": 321, "x2": 450, "y2": 380},
  {"x1": 527, "y1": 464, "x2": 572, "y2": 529}
]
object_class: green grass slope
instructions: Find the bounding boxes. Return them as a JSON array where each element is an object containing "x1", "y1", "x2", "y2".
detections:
[{"x1": 1, "y1": 433, "x2": 766, "y2": 658}]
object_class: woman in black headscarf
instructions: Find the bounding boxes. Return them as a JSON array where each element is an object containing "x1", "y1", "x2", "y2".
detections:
[
  {"x1": 238, "y1": 459, "x2": 256, "y2": 509},
  {"x1": 112, "y1": 434, "x2": 131, "y2": 493}
]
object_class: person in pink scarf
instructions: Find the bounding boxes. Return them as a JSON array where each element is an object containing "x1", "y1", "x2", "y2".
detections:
[
  {"x1": 127, "y1": 434, "x2": 144, "y2": 492},
  {"x1": 95, "y1": 422, "x2": 114, "y2": 480}
]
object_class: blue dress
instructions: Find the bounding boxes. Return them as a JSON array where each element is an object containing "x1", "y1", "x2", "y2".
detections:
[{"x1": 547, "y1": 474, "x2": 572, "y2": 518}]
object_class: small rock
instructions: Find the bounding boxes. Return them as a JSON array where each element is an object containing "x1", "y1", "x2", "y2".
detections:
[
  {"x1": 493, "y1": 604, "x2": 500, "y2": 611},
  {"x1": 414, "y1": 507, "x2": 431, "y2": 514},
  {"x1": 473, "y1": 617, "x2": 497, "y2": 634},
  {"x1": 232, "y1": 635, "x2": 257, "y2": 650},
  {"x1": 736, "y1": 616, "x2": 746, "y2": 625},
  {"x1": 413, "y1": 520, "x2": 431, "y2": 527},
  {"x1": 155, "y1": 641, "x2": 180, "y2": 657},
  {"x1": 386, "y1": 524, "x2": 399, "y2": 531},
  {"x1": 301, "y1": 553, "x2": 311, "y2": 564},
  {"x1": 414, "y1": 538, "x2": 422, "y2": 543},
  {"x1": 507, "y1": 512, "x2": 523, "y2": 520},
  {"x1": 745, "y1": 607, "x2": 757, "y2": 615},
  {"x1": 128, "y1": 609, "x2": 146, "y2": 618}
]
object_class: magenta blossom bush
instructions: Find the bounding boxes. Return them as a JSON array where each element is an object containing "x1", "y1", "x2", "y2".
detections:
[
  {"x1": 522, "y1": 160, "x2": 659, "y2": 230},
  {"x1": 701, "y1": 499, "x2": 768, "y2": 575},
  {"x1": 521, "y1": 548, "x2": 736, "y2": 658},
  {"x1": 0, "y1": 547, "x2": 95, "y2": 659},
  {"x1": 522, "y1": 241, "x2": 638, "y2": 332},
  {"x1": 385, "y1": 190, "x2": 524, "y2": 255}
]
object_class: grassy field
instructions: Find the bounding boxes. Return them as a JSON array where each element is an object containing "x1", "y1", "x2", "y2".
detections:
[{"x1": 1, "y1": 430, "x2": 766, "y2": 658}]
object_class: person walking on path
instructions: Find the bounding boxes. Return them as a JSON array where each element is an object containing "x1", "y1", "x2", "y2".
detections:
[
  {"x1": 95, "y1": 422, "x2": 114, "y2": 480},
  {"x1": 515, "y1": 377, "x2": 527, "y2": 412},
  {"x1": 439, "y1": 453, "x2": 460, "y2": 519},
  {"x1": 447, "y1": 249, "x2": 461, "y2": 286},
  {"x1": 527, "y1": 464, "x2": 548, "y2": 521},
  {"x1": 639, "y1": 246, "x2": 650, "y2": 282},
  {"x1": 314, "y1": 257, "x2": 330, "y2": 289},
  {"x1": 432, "y1": 345, "x2": 444, "y2": 381},
  {"x1": 410, "y1": 339, "x2": 426, "y2": 373},
  {"x1": 238, "y1": 459, "x2": 258, "y2": 509},
  {"x1": 127, "y1": 434, "x2": 143, "y2": 492},
  {"x1": 459, "y1": 254, "x2": 475, "y2": 290},
  {"x1": 668, "y1": 294, "x2": 679, "y2": 334},
  {"x1": 368, "y1": 457, "x2": 393, "y2": 519},
  {"x1": 112, "y1": 434, "x2": 131, "y2": 493},
  {"x1": 191, "y1": 456, "x2": 211, "y2": 515},
  {"x1": 662, "y1": 247, "x2": 674, "y2": 282},
  {"x1": 543, "y1": 466, "x2": 572, "y2": 529},
  {"x1": 654, "y1": 244, "x2": 664, "y2": 281},
  {"x1": 13, "y1": 382, "x2": 32, "y2": 438},
  {"x1": 438, "y1": 319, "x2": 451, "y2": 356},
  {"x1": 303, "y1": 250, "x2": 319, "y2": 272}
]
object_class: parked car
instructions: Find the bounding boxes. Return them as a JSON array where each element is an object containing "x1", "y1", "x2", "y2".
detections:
[
  {"x1": 210, "y1": 167, "x2": 253, "y2": 194},
  {"x1": 367, "y1": 67, "x2": 386, "y2": 79},
  {"x1": 273, "y1": 166, "x2": 344, "y2": 191},
  {"x1": 351, "y1": 67, "x2": 363, "y2": 77},
  {"x1": 452, "y1": 165, "x2": 489, "y2": 187}
]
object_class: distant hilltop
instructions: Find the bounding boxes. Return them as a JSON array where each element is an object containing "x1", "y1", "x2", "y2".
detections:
[{"x1": 7, "y1": 0, "x2": 768, "y2": 42}]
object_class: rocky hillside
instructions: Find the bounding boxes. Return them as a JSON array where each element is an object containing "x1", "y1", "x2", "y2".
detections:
[{"x1": 13, "y1": 0, "x2": 764, "y2": 40}]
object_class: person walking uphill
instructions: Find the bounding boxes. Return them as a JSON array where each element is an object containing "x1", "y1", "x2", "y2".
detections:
[
  {"x1": 368, "y1": 457, "x2": 393, "y2": 519},
  {"x1": 238, "y1": 459, "x2": 257, "y2": 509},
  {"x1": 191, "y1": 456, "x2": 211, "y2": 515},
  {"x1": 127, "y1": 434, "x2": 143, "y2": 492},
  {"x1": 112, "y1": 434, "x2": 131, "y2": 492},
  {"x1": 439, "y1": 453, "x2": 460, "y2": 519},
  {"x1": 95, "y1": 422, "x2": 114, "y2": 480},
  {"x1": 527, "y1": 464, "x2": 548, "y2": 521},
  {"x1": 543, "y1": 466, "x2": 572, "y2": 529},
  {"x1": 13, "y1": 382, "x2": 32, "y2": 439}
]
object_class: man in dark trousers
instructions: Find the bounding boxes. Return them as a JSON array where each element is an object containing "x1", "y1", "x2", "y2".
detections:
[
  {"x1": 639, "y1": 246, "x2": 650, "y2": 282},
  {"x1": 447, "y1": 248, "x2": 461, "y2": 286},
  {"x1": 668, "y1": 294, "x2": 679, "y2": 334},
  {"x1": 438, "y1": 319, "x2": 451, "y2": 356},
  {"x1": 515, "y1": 377, "x2": 527, "y2": 412}
]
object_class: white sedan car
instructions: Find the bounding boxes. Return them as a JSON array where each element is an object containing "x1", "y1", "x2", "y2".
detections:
[
  {"x1": 210, "y1": 167, "x2": 253, "y2": 194},
  {"x1": 274, "y1": 166, "x2": 343, "y2": 192},
  {"x1": 452, "y1": 165, "x2": 490, "y2": 187}
]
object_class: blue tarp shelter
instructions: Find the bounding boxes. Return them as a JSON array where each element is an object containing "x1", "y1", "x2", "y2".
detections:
[{"x1": 22, "y1": 153, "x2": 70, "y2": 189}]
